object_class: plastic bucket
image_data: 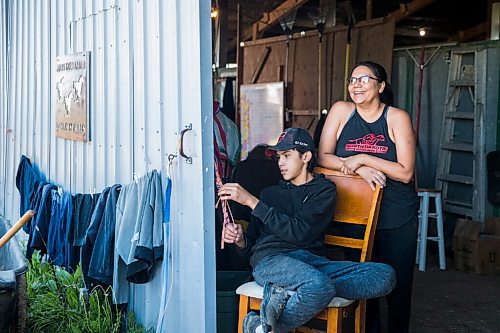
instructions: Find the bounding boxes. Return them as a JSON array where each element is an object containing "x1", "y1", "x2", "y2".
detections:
[{"x1": 216, "y1": 271, "x2": 252, "y2": 333}]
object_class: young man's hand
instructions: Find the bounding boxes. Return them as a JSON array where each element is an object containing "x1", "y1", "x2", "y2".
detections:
[
  {"x1": 223, "y1": 222, "x2": 246, "y2": 248},
  {"x1": 218, "y1": 183, "x2": 259, "y2": 210}
]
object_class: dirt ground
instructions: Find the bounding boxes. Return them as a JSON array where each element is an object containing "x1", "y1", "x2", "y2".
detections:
[{"x1": 410, "y1": 254, "x2": 500, "y2": 333}]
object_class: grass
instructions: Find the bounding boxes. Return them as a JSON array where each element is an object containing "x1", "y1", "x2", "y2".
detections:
[{"x1": 27, "y1": 251, "x2": 150, "y2": 333}]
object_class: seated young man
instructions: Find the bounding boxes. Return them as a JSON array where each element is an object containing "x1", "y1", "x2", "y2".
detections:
[{"x1": 219, "y1": 127, "x2": 396, "y2": 333}]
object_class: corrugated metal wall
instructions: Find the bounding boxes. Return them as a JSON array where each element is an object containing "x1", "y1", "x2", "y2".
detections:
[
  {"x1": 392, "y1": 42, "x2": 500, "y2": 188},
  {"x1": 392, "y1": 41, "x2": 500, "y2": 219},
  {"x1": 0, "y1": 0, "x2": 9, "y2": 217},
  {"x1": 0, "y1": 0, "x2": 216, "y2": 331},
  {"x1": 0, "y1": 0, "x2": 205, "y2": 218}
]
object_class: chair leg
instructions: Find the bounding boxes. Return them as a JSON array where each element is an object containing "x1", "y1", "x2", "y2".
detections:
[
  {"x1": 238, "y1": 296, "x2": 250, "y2": 333},
  {"x1": 355, "y1": 300, "x2": 366, "y2": 333},
  {"x1": 416, "y1": 194, "x2": 424, "y2": 265},
  {"x1": 418, "y1": 192, "x2": 430, "y2": 272},
  {"x1": 326, "y1": 308, "x2": 342, "y2": 333},
  {"x1": 435, "y1": 193, "x2": 446, "y2": 270}
]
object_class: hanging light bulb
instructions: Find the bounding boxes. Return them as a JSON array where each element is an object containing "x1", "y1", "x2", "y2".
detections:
[
  {"x1": 211, "y1": 8, "x2": 218, "y2": 19},
  {"x1": 418, "y1": 28, "x2": 426, "y2": 37}
]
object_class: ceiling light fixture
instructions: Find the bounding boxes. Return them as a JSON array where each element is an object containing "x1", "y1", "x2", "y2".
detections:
[{"x1": 418, "y1": 28, "x2": 426, "y2": 37}]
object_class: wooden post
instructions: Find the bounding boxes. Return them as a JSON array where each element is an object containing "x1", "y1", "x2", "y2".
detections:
[
  {"x1": 366, "y1": 0, "x2": 372, "y2": 20},
  {"x1": 235, "y1": 1, "x2": 243, "y2": 127}
]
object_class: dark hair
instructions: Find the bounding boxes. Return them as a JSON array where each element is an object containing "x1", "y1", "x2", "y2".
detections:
[
  {"x1": 352, "y1": 61, "x2": 394, "y2": 107},
  {"x1": 296, "y1": 147, "x2": 317, "y2": 172}
]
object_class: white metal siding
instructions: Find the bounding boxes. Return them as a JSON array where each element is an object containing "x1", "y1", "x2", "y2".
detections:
[
  {"x1": 0, "y1": 1, "x2": 9, "y2": 215},
  {"x1": 0, "y1": 0, "x2": 215, "y2": 331}
]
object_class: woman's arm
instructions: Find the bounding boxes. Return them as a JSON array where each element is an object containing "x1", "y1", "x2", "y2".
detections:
[
  {"x1": 317, "y1": 101, "x2": 353, "y2": 170},
  {"x1": 340, "y1": 108, "x2": 416, "y2": 183}
]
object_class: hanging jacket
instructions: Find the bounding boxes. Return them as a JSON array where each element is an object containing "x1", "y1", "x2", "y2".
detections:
[
  {"x1": 81, "y1": 186, "x2": 111, "y2": 288},
  {"x1": 113, "y1": 170, "x2": 164, "y2": 304},
  {"x1": 15, "y1": 155, "x2": 41, "y2": 216}
]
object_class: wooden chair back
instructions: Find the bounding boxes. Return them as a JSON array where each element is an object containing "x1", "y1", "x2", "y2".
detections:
[{"x1": 315, "y1": 167, "x2": 383, "y2": 262}]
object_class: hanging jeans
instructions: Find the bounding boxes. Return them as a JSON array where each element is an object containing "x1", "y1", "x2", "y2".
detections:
[
  {"x1": 81, "y1": 187, "x2": 111, "y2": 289},
  {"x1": 47, "y1": 191, "x2": 73, "y2": 268},
  {"x1": 26, "y1": 184, "x2": 57, "y2": 259},
  {"x1": 252, "y1": 249, "x2": 396, "y2": 333}
]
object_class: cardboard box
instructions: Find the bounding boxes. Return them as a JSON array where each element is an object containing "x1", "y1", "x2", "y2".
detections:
[
  {"x1": 484, "y1": 217, "x2": 500, "y2": 236},
  {"x1": 453, "y1": 219, "x2": 481, "y2": 272},
  {"x1": 475, "y1": 235, "x2": 500, "y2": 275}
]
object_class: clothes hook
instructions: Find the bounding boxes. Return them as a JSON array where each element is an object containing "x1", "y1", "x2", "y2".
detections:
[
  {"x1": 133, "y1": 172, "x2": 140, "y2": 184},
  {"x1": 167, "y1": 154, "x2": 176, "y2": 179}
]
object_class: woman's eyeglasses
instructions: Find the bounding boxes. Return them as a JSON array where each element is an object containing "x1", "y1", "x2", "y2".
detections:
[{"x1": 348, "y1": 75, "x2": 380, "y2": 85}]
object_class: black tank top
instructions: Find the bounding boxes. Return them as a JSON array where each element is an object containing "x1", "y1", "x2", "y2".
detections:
[{"x1": 336, "y1": 106, "x2": 418, "y2": 229}]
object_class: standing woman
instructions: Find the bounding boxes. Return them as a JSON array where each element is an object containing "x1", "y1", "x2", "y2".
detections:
[{"x1": 318, "y1": 61, "x2": 419, "y2": 333}]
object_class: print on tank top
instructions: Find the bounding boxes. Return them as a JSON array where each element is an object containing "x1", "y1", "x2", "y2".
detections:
[{"x1": 345, "y1": 133, "x2": 388, "y2": 154}]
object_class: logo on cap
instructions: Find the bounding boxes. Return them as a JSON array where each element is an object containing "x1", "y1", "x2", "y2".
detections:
[
  {"x1": 277, "y1": 131, "x2": 287, "y2": 143},
  {"x1": 294, "y1": 140, "x2": 308, "y2": 147}
]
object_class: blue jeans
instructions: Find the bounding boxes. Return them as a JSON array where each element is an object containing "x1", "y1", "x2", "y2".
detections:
[
  {"x1": 252, "y1": 250, "x2": 396, "y2": 333},
  {"x1": 47, "y1": 191, "x2": 73, "y2": 268}
]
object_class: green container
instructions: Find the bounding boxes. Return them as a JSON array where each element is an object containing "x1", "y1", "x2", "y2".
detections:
[{"x1": 216, "y1": 271, "x2": 252, "y2": 333}]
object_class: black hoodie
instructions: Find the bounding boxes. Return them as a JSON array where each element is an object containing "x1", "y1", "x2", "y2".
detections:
[{"x1": 238, "y1": 174, "x2": 337, "y2": 268}]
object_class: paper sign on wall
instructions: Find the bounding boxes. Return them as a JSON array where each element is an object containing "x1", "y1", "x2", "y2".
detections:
[{"x1": 240, "y1": 82, "x2": 284, "y2": 159}]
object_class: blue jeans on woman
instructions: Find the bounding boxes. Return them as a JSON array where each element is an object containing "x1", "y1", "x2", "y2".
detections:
[{"x1": 252, "y1": 249, "x2": 396, "y2": 333}]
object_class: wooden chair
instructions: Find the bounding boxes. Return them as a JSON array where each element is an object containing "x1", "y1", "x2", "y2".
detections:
[{"x1": 236, "y1": 168, "x2": 383, "y2": 333}]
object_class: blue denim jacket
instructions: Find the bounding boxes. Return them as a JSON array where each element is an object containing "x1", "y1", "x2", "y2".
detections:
[{"x1": 15, "y1": 155, "x2": 41, "y2": 216}]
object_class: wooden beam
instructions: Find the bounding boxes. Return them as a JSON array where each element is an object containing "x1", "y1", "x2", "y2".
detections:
[
  {"x1": 228, "y1": 0, "x2": 310, "y2": 49},
  {"x1": 251, "y1": 46, "x2": 272, "y2": 83},
  {"x1": 366, "y1": 0, "x2": 373, "y2": 20},
  {"x1": 236, "y1": 1, "x2": 243, "y2": 127},
  {"x1": 241, "y1": 17, "x2": 387, "y2": 48},
  {"x1": 448, "y1": 21, "x2": 489, "y2": 42},
  {"x1": 387, "y1": 0, "x2": 436, "y2": 23},
  {"x1": 246, "y1": 0, "x2": 310, "y2": 40},
  {"x1": 217, "y1": 0, "x2": 228, "y2": 67}
]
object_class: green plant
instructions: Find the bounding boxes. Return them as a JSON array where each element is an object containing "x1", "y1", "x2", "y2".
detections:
[
  {"x1": 26, "y1": 251, "x2": 146, "y2": 333},
  {"x1": 126, "y1": 312, "x2": 155, "y2": 333}
]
